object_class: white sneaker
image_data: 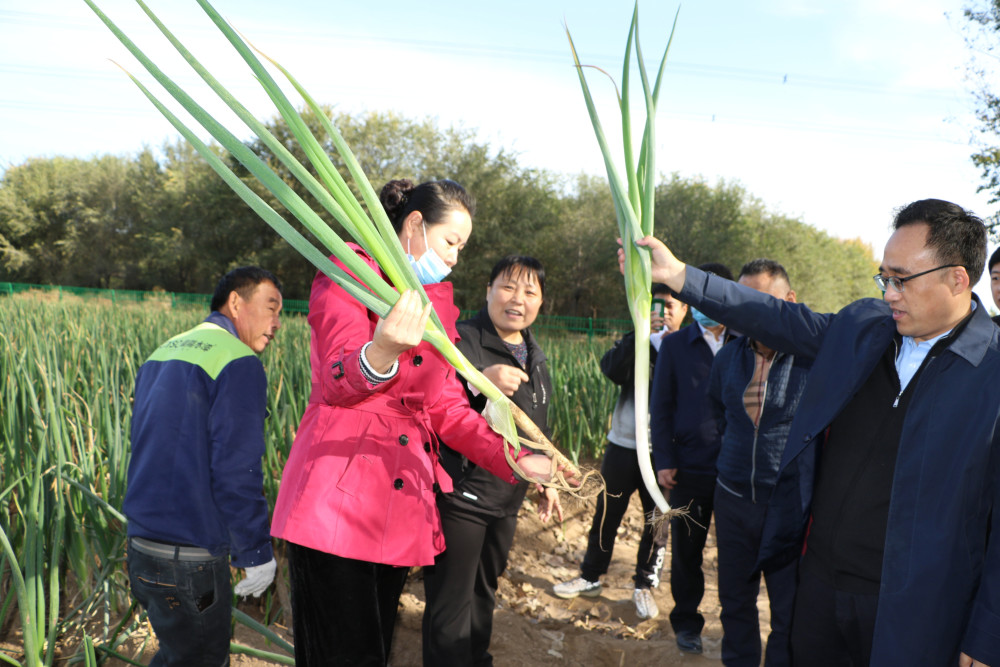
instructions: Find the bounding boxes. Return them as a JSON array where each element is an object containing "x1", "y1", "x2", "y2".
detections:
[
  {"x1": 552, "y1": 577, "x2": 602, "y2": 599},
  {"x1": 633, "y1": 587, "x2": 659, "y2": 619}
]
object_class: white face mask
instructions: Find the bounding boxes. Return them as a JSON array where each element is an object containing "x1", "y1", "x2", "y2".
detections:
[{"x1": 406, "y1": 222, "x2": 452, "y2": 285}]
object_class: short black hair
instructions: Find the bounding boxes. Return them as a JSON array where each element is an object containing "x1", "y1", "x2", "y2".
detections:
[
  {"x1": 210, "y1": 267, "x2": 282, "y2": 312},
  {"x1": 893, "y1": 199, "x2": 986, "y2": 285},
  {"x1": 488, "y1": 255, "x2": 546, "y2": 297},
  {"x1": 739, "y1": 258, "x2": 791, "y2": 288},
  {"x1": 651, "y1": 282, "x2": 677, "y2": 298},
  {"x1": 989, "y1": 247, "x2": 1000, "y2": 273},
  {"x1": 697, "y1": 262, "x2": 734, "y2": 281}
]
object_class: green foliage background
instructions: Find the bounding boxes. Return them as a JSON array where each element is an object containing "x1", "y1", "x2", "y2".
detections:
[
  {"x1": 964, "y1": 0, "x2": 1000, "y2": 234},
  {"x1": 0, "y1": 109, "x2": 879, "y2": 316}
]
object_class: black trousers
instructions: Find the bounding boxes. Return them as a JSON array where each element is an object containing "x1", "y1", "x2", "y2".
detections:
[
  {"x1": 421, "y1": 500, "x2": 518, "y2": 667},
  {"x1": 287, "y1": 542, "x2": 409, "y2": 667},
  {"x1": 791, "y1": 564, "x2": 878, "y2": 667},
  {"x1": 714, "y1": 486, "x2": 796, "y2": 667},
  {"x1": 580, "y1": 442, "x2": 668, "y2": 587},
  {"x1": 668, "y1": 471, "x2": 716, "y2": 635}
]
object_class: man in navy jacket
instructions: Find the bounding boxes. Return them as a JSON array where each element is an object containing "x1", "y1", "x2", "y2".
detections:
[
  {"x1": 632, "y1": 199, "x2": 1000, "y2": 666},
  {"x1": 650, "y1": 262, "x2": 735, "y2": 654},
  {"x1": 709, "y1": 259, "x2": 810, "y2": 667}
]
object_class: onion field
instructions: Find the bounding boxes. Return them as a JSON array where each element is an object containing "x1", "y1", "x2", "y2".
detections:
[{"x1": 0, "y1": 294, "x2": 619, "y2": 664}]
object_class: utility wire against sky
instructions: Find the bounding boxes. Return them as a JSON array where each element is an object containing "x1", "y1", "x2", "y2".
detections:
[
  {"x1": 0, "y1": 95, "x2": 968, "y2": 148},
  {"x1": 0, "y1": 57, "x2": 965, "y2": 103},
  {"x1": 0, "y1": 8, "x2": 967, "y2": 101},
  {"x1": 0, "y1": 9, "x2": 973, "y2": 154}
]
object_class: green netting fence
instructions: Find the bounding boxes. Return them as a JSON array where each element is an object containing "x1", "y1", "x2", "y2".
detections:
[
  {"x1": 0, "y1": 281, "x2": 310, "y2": 314},
  {"x1": 0, "y1": 282, "x2": 633, "y2": 337}
]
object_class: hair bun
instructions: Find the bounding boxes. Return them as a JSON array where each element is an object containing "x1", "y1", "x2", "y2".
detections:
[{"x1": 379, "y1": 179, "x2": 415, "y2": 221}]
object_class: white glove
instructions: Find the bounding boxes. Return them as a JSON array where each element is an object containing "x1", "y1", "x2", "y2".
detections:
[{"x1": 233, "y1": 558, "x2": 277, "y2": 597}]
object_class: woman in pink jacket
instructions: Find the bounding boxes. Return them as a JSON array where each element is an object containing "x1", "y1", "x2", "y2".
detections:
[{"x1": 271, "y1": 179, "x2": 553, "y2": 666}]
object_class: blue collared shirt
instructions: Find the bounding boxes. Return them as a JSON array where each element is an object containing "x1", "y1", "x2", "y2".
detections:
[{"x1": 895, "y1": 301, "x2": 977, "y2": 391}]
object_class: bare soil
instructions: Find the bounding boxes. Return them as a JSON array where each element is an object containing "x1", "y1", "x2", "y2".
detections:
[{"x1": 104, "y1": 491, "x2": 773, "y2": 666}]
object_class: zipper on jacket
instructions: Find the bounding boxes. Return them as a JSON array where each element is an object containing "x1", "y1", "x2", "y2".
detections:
[
  {"x1": 892, "y1": 337, "x2": 940, "y2": 408},
  {"x1": 531, "y1": 361, "x2": 538, "y2": 409},
  {"x1": 742, "y1": 346, "x2": 774, "y2": 505},
  {"x1": 892, "y1": 338, "x2": 902, "y2": 408},
  {"x1": 739, "y1": 361, "x2": 758, "y2": 503},
  {"x1": 750, "y1": 377, "x2": 769, "y2": 504}
]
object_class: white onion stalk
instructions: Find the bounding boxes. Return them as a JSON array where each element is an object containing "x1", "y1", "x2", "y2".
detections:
[
  {"x1": 84, "y1": 0, "x2": 585, "y2": 486},
  {"x1": 567, "y1": 4, "x2": 680, "y2": 515}
]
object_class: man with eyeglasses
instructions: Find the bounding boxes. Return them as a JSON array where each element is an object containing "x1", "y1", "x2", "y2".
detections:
[{"x1": 622, "y1": 199, "x2": 1000, "y2": 667}]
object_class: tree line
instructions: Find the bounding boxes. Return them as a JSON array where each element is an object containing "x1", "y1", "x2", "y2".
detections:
[
  {"x1": 964, "y1": 0, "x2": 1000, "y2": 231},
  {"x1": 0, "y1": 109, "x2": 879, "y2": 317}
]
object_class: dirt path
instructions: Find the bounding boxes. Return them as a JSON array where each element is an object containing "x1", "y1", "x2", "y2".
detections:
[
  {"x1": 111, "y1": 491, "x2": 772, "y2": 665},
  {"x1": 389, "y1": 491, "x2": 741, "y2": 666}
]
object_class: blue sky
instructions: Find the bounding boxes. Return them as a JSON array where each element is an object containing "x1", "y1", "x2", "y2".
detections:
[{"x1": 2, "y1": 0, "x2": 998, "y2": 304}]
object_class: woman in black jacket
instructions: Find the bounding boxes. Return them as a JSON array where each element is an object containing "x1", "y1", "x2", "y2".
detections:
[{"x1": 422, "y1": 255, "x2": 559, "y2": 666}]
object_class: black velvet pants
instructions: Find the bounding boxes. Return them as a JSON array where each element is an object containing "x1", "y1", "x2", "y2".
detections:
[
  {"x1": 421, "y1": 501, "x2": 518, "y2": 666},
  {"x1": 287, "y1": 542, "x2": 409, "y2": 666}
]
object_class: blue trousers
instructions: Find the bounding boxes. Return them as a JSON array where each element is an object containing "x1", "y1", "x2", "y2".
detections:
[
  {"x1": 714, "y1": 485, "x2": 796, "y2": 667},
  {"x1": 127, "y1": 540, "x2": 231, "y2": 667}
]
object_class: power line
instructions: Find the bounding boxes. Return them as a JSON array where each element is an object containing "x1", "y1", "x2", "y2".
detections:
[
  {"x1": 662, "y1": 109, "x2": 969, "y2": 145},
  {"x1": 0, "y1": 9, "x2": 966, "y2": 104},
  {"x1": 0, "y1": 96, "x2": 969, "y2": 148},
  {"x1": 0, "y1": 8, "x2": 975, "y2": 150}
]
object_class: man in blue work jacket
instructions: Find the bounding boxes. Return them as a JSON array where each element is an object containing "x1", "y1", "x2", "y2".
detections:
[
  {"x1": 124, "y1": 266, "x2": 282, "y2": 666},
  {"x1": 629, "y1": 199, "x2": 1000, "y2": 667}
]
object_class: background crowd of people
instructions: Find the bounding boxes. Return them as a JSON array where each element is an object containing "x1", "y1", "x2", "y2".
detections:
[{"x1": 123, "y1": 184, "x2": 1000, "y2": 667}]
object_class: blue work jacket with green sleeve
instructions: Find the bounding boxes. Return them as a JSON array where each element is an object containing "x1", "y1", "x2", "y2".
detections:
[{"x1": 124, "y1": 311, "x2": 273, "y2": 568}]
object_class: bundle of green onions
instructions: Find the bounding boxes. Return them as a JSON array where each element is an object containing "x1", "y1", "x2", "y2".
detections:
[
  {"x1": 566, "y1": 4, "x2": 680, "y2": 517},
  {"x1": 84, "y1": 0, "x2": 590, "y2": 491}
]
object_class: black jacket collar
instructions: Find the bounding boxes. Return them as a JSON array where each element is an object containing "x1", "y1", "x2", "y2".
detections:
[{"x1": 468, "y1": 307, "x2": 547, "y2": 372}]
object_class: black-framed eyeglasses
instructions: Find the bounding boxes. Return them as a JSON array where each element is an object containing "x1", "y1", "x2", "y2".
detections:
[{"x1": 872, "y1": 264, "x2": 961, "y2": 293}]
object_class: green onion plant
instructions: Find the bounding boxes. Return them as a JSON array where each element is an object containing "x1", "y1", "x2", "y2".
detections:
[
  {"x1": 566, "y1": 3, "x2": 680, "y2": 515},
  {"x1": 84, "y1": 0, "x2": 587, "y2": 487}
]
